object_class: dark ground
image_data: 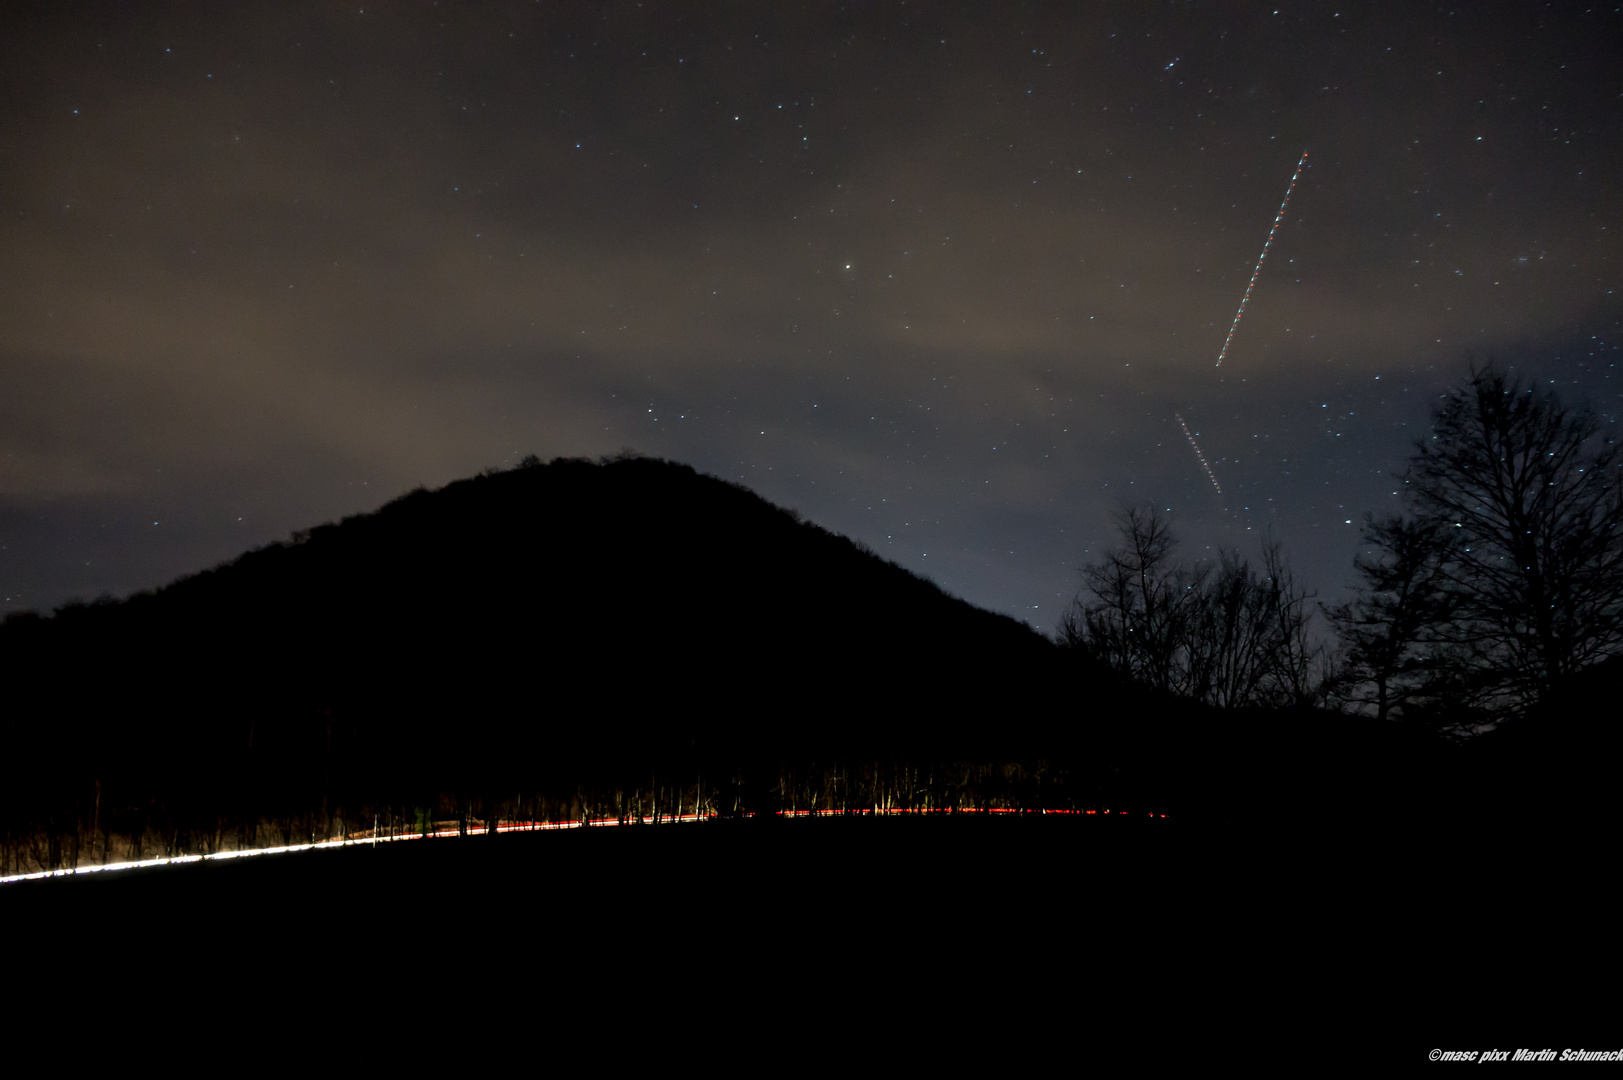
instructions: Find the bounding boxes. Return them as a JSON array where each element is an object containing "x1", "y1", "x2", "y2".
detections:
[{"x1": 4, "y1": 813, "x2": 1612, "y2": 1057}]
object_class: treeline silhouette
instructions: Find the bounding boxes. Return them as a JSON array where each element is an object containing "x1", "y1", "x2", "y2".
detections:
[
  {"x1": 1055, "y1": 362, "x2": 1622, "y2": 841},
  {"x1": 1327, "y1": 363, "x2": 1623, "y2": 728},
  {"x1": 1060, "y1": 509, "x2": 1324, "y2": 709},
  {"x1": 1067, "y1": 364, "x2": 1622, "y2": 724}
]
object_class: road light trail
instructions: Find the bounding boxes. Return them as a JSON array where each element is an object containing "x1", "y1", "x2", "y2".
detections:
[{"x1": 0, "y1": 807, "x2": 1168, "y2": 883}]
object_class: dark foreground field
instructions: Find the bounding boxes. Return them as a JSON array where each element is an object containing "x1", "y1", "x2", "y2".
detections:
[{"x1": 5, "y1": 813, "x2": 1610, "y2": 1056}]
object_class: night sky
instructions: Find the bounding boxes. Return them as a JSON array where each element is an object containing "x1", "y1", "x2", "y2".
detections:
[{"x1": 3, "y1": 3, "x2": 1619, "y2": 630}]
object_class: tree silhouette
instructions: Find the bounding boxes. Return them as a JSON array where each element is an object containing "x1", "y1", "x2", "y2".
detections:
[
  {"x1": 1062, "y1": 507, "x2": 1189, "y2": 694},
  {"x1": 1390, "y1": 363, "x2": 1623, "y2": 715},
  {"x1": 1062, "y1": 508, "x2": 1324, "y2": 708},
  {"x1": 1324, "y1": 515, "x2": 1462, "y2": 722}
]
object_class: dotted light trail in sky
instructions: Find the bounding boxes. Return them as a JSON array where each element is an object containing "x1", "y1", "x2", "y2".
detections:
[
  {"x1": 1214, "y1": 150, "x2": 1308, "y2": 368},
  {"x1": 1176, "y1": 412, "x2": 1222, "y2": 496}
]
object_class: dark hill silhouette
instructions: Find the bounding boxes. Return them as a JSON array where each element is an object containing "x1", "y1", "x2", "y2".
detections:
[
  {"x1": 2, "y1": 455, "x2": 1114, "y2": 868},
  {"x1": 5, "y1": 454, "x2": 1611, "y2": 877}
]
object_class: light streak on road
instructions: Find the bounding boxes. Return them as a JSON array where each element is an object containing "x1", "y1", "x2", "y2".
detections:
[
  {"x1": 0, "y1": 807, "x2": 1168, "y2": 884},
  {"x1": 1214, "y1": 150, "x2": 1308, "y2": 368}
]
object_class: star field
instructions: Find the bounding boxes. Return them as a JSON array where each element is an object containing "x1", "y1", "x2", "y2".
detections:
[{"x1": 1, "y1": 3, "x2": 1618, "y2": 628}]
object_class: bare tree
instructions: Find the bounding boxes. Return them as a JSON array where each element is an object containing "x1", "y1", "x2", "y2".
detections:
[
  {"x1": 1185, "y1": 541, "x2": 1323, "y2": 708},
  {"x1": 1063, "y1": 509, "x2": 1325, "y2": 708},
  {"x1": 1324, "y1": 515, "x2": 1461, "y2": 721},
  {"x1": 1398, "y1": 363, "x2": 1623, "y2": 713},
  {"x1": 1256, "y1": 540, "x2": 1326, "y2": 706},
  {"x1": 1062, "y1": 507, "x2": 1217, "y2": 696},
  {"x1": 1187, "y1": 551, "x2": 1272, "y2": 707}
]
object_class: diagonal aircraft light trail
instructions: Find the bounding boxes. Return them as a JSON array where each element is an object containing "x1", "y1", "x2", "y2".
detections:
[
  {"x1": 1214, "y1": 150, "x2": 1308, "y2": 368},
  {"x1": 1176, "y1": 412, "x2": 1222, "y2": 496}
]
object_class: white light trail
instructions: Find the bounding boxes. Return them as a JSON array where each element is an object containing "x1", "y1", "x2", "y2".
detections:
[
  {"x1": 0, "y1": 817, "x2": 708, "y2": 884},
  {"x1": 0, "y1": 807, "x2": 1168, "y2": 884},
  {"x1": 1176, "y1": 412, "x2": 1222, "y2": 496},
  {"x1": 1214, "y1": 150, "x2": 1308, "y2": 368}
]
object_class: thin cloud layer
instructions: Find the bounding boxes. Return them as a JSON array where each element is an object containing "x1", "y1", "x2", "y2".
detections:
[{"x1": 2, "y1": 3, "x2": 1617, "y2": 622}]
